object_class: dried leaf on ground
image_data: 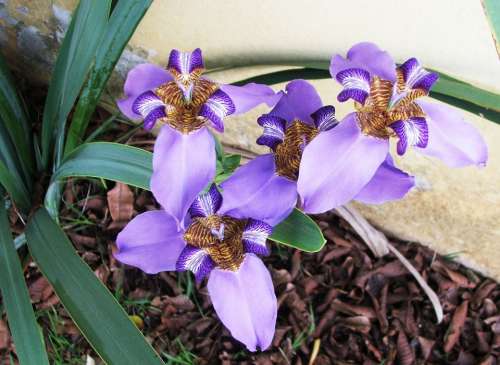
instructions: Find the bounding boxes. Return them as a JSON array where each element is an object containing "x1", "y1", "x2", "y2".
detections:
[
  {"x1": 107, "y1": 182, "x2": 134, "y2": 222},
  {"x1": 444, "y1": 300, "x2": 469, "y2": 352},
  {"x1": 0, "y1": 320, "x2": 10, "y2": 350}
]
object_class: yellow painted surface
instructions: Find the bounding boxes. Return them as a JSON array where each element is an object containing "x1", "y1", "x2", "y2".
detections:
[{"x1": 129, "y1": 0, "x2": 500, "y2": 93}]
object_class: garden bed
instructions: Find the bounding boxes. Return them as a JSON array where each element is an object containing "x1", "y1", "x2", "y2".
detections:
[
  {"x1": 1, "y1": 116, "x2": 498, "y2": 364},
  {"x1": 0, "y1": 86, "x2": 497, "y2": 364}
]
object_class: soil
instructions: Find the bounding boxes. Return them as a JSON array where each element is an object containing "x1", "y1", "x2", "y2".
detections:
[{"x1": 1, "y1": 111, "x2": 499, "y2": 365}]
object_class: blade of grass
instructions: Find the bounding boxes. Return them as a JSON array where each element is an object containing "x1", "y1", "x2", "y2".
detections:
[
  {"x1": 0, "y1": 195, "x2": 49, "y2": 365},
  {"x1": 65, "y1": 0, "x2": 152, "y2": 155},
  {"x1": 41, "y1": 0, "x2": 110, "y2": 170},
  {"x1": 25, "y1": 208, "x2": 165, "y2": 364}
]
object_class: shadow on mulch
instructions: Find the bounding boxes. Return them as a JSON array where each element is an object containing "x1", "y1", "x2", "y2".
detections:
[{"x1": 1, "y1": 113, "x2": 498, "y2": 365}]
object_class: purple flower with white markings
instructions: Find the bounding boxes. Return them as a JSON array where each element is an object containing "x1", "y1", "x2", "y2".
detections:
[
  {"x1": 298, "y1": 42, "x2": 488, "y2": 213},
  {"x1": 117, "y1": 48, "x2": 280, "y2": 226},
  {"x1": 115, "y1": 183, "x2": 277, "y2": 351},
  {"x1": 219, "y1": 79, "x2": 415, "y2": 224}
]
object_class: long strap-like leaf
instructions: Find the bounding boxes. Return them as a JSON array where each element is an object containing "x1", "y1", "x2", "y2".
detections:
[
  {"x1": 0, "y1": 196, "x2": 49, "y2": 365},
  {"x1": 231, "y1": 66, "x2": 500, "y2": 123},
  {"x1": 0, "y1": 122, "x2": 31, "y2": 211},
  {"x1": 64, "y1": 0, "x2": 153, "y2": 156},
  {"x1": 26, "y1": 208, "x2": 165, "y2": 365},
  {"x1": 482, "y1": 0, "x2": 500, "y2": 56},
  {"x1": 53, "y1": 142, "x2": 152, "y2": 190},
  {"x1": 41, "y1": 0, "x2": 110, "y2": 169},
  {"x1": 0, "y1": 52, "x2": 34, "y2": 182},
  {"x1": 0, "y1": 160, "x2": 31, "y2": 212},
  {"x1": 52, "y1": 142, "x2": 326, "y2": 253}
]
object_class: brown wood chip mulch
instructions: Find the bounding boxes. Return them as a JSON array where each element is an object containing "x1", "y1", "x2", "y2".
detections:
[
  {"x1": 1, "y1": 176, "x2": 497, "y2": 365},
  {"x1": 0, "y1": 116, "x2": 498, "y2": 364}
]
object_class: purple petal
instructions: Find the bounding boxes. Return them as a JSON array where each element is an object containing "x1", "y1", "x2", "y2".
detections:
[
  {"x1": 198, "y1": 89, "x2": 235, "y2": 132},
  {"x1": 242, "y1": 219, "x2": 272, "y2": 256},
  {"x1": 398, "y1": 58, "x2": 439, "y2": 92},
  {"x1": 256, "y1": 114, "x2": 287, "y2": 149},
  {"x1": 132, "y1": 91, "x2": 163, "y2": 116},
  {"x1": 355, "y1": 154, "x2": 415, "y2": 204},
  {"x1": 207, "y1": 254, "x2": 277, "y2": 351},
  {"x1": 145, "y1": 107, "x2": 167, "y2": 130},
  {"x1": 389, "y1": 117, "x2": 428, "y2": 155},
  {"x1": 336, "y1": 68, "x2": 371, "y2": 104},
  {"x1": 189, "y1": 183, "x2": 222, "y2": 218},
  {"x1": 298, "y1": 113, "x2": 389, "y2": 213},
  {"x1": 117, "y1": 64, "x2": 172, "y2": 120},
  {"x1": 151, "y1": 126, "x2": 216, "y2": 227},
  {"x1": 167, "y1": 48, "x2": 204, "y2": 75},
  {"x1": 270, "y1": 80, "x2": 323, "y2": 124},
  {"x1": 115, "y1": 211, "x2": 185, "y2": 274},
  {"x1": 176, "y1": 245, "x2": 215, "y2": 283},
  {"x1": 416, "y1": 100, "x2": 488, "y2": 167},
  {"x1": 311, "y1": 105, "x2": 338, "y2": 132},
  {"x1": 219, "y1": 154, "x2": 298, "y2": 226},
  {"x1": 330, "y1": 42, "x2": 396, "y2": 83},
  {"x1": 220, "y1": 83, "x2": 281, "y2": 114},
  {"x1": 132, "y1": 91, "x2": 167, "y2": 130}
]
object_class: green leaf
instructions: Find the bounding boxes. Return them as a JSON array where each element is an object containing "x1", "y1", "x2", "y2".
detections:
[
  {"x1": 52, "y1": 142, "x2": 152, "y2": 190},
  {"x1": 231, "y1": 67, "x2": 330, "y2": 87},
  {"x1": 0, "y1": 160, "x2": 31, "y2": 212},
  {"x1": 430, "y1": 71, "x2": 500, "y2": 120},
  {"x1": 482, "y1": 0, "x2": 500, "y2": 55},
  {"x1": 213, "y1": 132, "x2": 225, "y2": 163},
  {"x1": 64, "y1": 0, "x2": 153, "y2": 155},
  {"x1": 43, "y1": 181, "x2": 63, "y2": 222},
  {"x1": 53, "y1": 141, "x2": 325, "y2": 252},
  {"x1": 231, "y1": 66, "x2": 500, "y2": 123},
  {"x1": 222, "y1": 154, "x2": 242, "y2": 173},
  {"x1": 25, "y1": 208, "x2": 165, "y2": 365},
  {"x1": 270, "y1": 209, "x2": 326, "y2": 252},
  {"x1": 0, "y1": 197, "x2": 49, "y2": 365},
  {"x1": 433, "y1": 72, "x2": 500, "y2": 111},
  {"x1": 41, "y1": 0, "x2": 110, "y2": 169},
  {"x1": 0, "y1": 51, "x2": 34, "y2": 181},
  {"x1": 0, "y1": 123, "x2": 31, "y2": 211},
  {"x1": 215, "y1": 153, "x2": 242, "y2": 184}
]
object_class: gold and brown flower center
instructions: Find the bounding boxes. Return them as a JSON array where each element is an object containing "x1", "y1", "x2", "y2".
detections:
[
  {"x1": 183, "y1": 215, "x2": 247, "y2": 271},
  {"x1": 275, "y1": 120, "x2": 318, "y2": 181},
  {"x1": 355, "y1": 73, "x2": 426, "y2": 139},
  {"x1": 154, "y1": 78, "x2": 219, "y2": 134}
]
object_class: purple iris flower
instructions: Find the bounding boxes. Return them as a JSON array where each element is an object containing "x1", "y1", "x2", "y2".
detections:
[
  {"x1": 115, "y1": 183, "x2": 277, "y2": 351},
  {"x1": 299, "y1": 42, "x2": 488, "y2": 213},
  {"x1": 218, "y1": 79, "x2": 415, "y2": 225},
  {"x1": 117, "y1": 48, "x2": 280, "y2": 226}
]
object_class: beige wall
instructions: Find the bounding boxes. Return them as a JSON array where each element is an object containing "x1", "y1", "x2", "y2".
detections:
[{"x1": 128, "y1": 0, "x2": 500, "y2": 92}]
